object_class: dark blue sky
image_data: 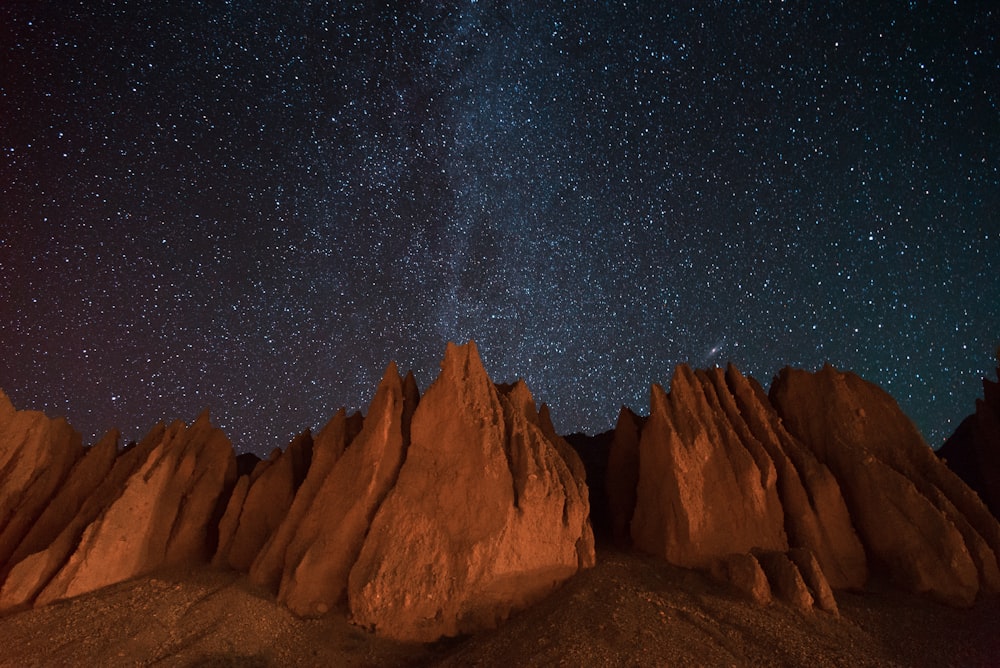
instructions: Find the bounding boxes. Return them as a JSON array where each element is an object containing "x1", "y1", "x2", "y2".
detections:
[{"x1": 2, "y1": 1, "x2": 997, "y2": 456}]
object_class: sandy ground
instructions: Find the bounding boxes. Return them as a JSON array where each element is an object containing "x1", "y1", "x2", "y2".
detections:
[{"x1": 0, "y1": 548, "x2": 997, "y2": 667}]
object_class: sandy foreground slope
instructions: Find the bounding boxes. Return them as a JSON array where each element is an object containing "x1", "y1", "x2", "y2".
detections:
[{"x1": 0, "y1": 548, "x2": 997, "y2": 667}]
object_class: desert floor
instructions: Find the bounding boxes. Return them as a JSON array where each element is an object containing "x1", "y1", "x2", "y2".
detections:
[{"x1": 1, "y1": 547, "x2": 997, "y2": 667}]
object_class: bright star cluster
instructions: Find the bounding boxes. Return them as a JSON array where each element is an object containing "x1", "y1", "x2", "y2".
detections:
[{"x1": 2, "y1": 2, "x2": 997, "y2": 456}]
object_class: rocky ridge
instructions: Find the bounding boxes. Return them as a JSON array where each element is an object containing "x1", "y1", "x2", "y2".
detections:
[
  {"x1": 606, "y1": 361, "x2": 999, "y2": 610},
  {"x1": 1, "y1": 344, "x2": 998, "y2": 647},
  {"x1": 0, "y1": 342, "x2": 595, "y2": 642}
]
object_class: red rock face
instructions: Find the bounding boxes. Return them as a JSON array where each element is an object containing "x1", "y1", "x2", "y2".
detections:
[
  {"x1": 248, "y1": 408, "x2": 361, "y2": 592},
  {"x1": 771, "y1": 365, "x2": 1000, "y2": 607},
  {"x1": 277, "y1": 363, "x2": 416, "y2": 616},
  {"x1": 0, "y1": 411, "x2": 236, "y2": 609},
  {"x1": 0, "y1": 391, "x2": 84, "y2": 573},
  {"x1": 214, "y1": 430, "x2": 313, "y2": 572},
  {"x1": 5, "y1": 347, "x2": 996, "y2": 636},
  {"x1": 623, "y1": 362, "x2": 869, "y2": 591},
  {"x1": 721, "y1": 366, "x2": 866, "y2": 590},
  {"x1": 348, "y1": 342, "x2": 595, "y2": 642},
  {"x1": 1, "y1": 424, "x2": 165, "y2": 610},
  {"x1": 4, "y1": 428, "x2": 118, "y2": 581},
  {"x1": 630, "y1": 366, "x2": 788, "y2": 567}
]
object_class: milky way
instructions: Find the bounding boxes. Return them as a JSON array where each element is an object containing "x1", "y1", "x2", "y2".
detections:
[{"x1": 3, "y1": 2, "x2": 998, "y2": 456}]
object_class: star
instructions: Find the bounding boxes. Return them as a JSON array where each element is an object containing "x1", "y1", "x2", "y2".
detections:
[{"x1": 1, "y1": 2, "x2": 996, "y2": 455}]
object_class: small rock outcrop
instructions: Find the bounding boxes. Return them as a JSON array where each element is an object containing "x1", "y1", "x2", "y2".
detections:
[
  {"x1": 771, "y1": 365, "x2": 1000, "y2": 607},
  {"x1": 713, "y1": 547, "x2": 838, "y2": 615},
  {"x1": 630, "y1": 366, "x2": 788, "y2": 567},
  {"x1": 276, "y1": 364, "x2": 417, "y2": 616},
  {"x1": 712, "y1": 552, "x2": 772, "y2": 605},
  {"x1": 1, "y1": 412, "x2": 236, "y2": 609},
  {"x1": 752, "y1": 550, "x2": 815, "y2": 612},
  {"x1": 347, "y1": 342, "x2": 595, "y2": 642},
  {"x1": 214, "y1": 430, "x2": 313, "y2": 572},
  {"x1": 939, "y1": 356, "x2": 1000, "y2": 519},
  {"x1": 0, "y1": 391, "x2": 84, "y2": 574},
  {"x1": 788, "y1": 547, "x2": 839, "y2": 614}
]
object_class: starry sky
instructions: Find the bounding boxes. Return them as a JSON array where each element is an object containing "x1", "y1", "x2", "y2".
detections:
[{"x1": 2, "y1": 1, "x2": 997, "y2": 457}]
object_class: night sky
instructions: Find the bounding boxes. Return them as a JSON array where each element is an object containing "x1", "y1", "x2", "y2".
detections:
[{"x1": 2, "y1": 2, "x2": 997, "y2": 457}]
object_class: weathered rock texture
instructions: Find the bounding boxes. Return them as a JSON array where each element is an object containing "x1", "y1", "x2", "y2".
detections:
[
  {"x1": 622, "y1": 360, "x2": 1000, "y2": 606},
  {"x1": 248, "y1": 409, "x2": 362, "y2": 592},
  {"x1": 214, "y1": 430, "x2": 312, "y2": 572},
  {"x1": 722, "y1": 365, "x2": 866, "y2": 590},
  {"x1": 348, "y1": 342, "x2": 595, "y2": 642},
  {"x1": 939, "y1": 357, "x2": 1000, "y2": 519},
  {"x1": 277, "y1": 364, "x2": 417, "y2": 616},
  {"x1": 0, "y1": 412, "x2": 236, "y2": 609},
  {"x1": 630, "y1": 366, "x2": 788, "y2": 567},
  {"x1": 0, "y1": 391, "x2": 84, "y2": 575},
  {"x1": 3, "y1": 347, "x2": 998, "y2": 639},
  {"x1": 771, "y1": 365, "x2": 1000, "y2": 607},
  {"x1": 4, "y1": 428, "x2": 117, "y2": 583}
]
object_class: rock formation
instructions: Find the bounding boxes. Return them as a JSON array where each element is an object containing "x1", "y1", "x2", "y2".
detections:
[
  {"x1": 713, "y1": 552, "x2": 772, "y2": 606},
  {"x1": 3, "y1": 345, "x2": 999, "y2": 643},
  {"x1": 276, "y1": 364, "x2": 417, "y2": 616},
  {"x1": 248, "y1": 409, "x2": 363, "y2": 592},
  {"x1": 787, "y1": 547, "x2": 838, "y2": 614},
  {"x1": 752, "y1": 550, "x2": 815, "y2": 612},
  {"x1": 1, "y1": 424, "x2": 164, "y2": 609},
  {"x1": 3, "y1": 428, "x2": 117, "y2": 582},
  {"x1": 630, "y1": 366, "x2": 789, "y2": 567},
  {"x1": 712, "y1": 547, "x2": 838, "y2": 615},
  {"x1": 939, "y1": 355, "x2": 1000, "y2": 519},
  {"x1": 771, "y1": 364, "x2": 1000, "y2": 607},
  {"x1": 347, "y1": 342, "x2": 595, "y2": 642},
  {"x1": 0, "y1": 391, "x2": 84, "y2": 574},
  {"x1": 721, "y1": 365, "x2": 866, "y2": 590},
  {"x1": 0, "y1": 411, "x2": 236, "y2": 609},
  {"x1": 214, "y1": 430, "x2": 312, "y2": 572},
  {"x1": 605, "y1": 406, "x2": 643, "y2": 546},
  {"x1": 623, "y1": 360, "x2": 1000, "y2": 608}
]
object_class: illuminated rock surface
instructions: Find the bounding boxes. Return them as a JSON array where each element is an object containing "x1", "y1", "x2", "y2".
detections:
[
  {"x1": 214, "y1": 430, "x2": 312, "y2": 572},
  {"x1": 348, "y1": 342, "x2": 595, "y2": 641},
  {"x1": 630, "y1": 366, "x2": 789, "y2": 566},
  {"x1": 2, "y1": 412, "x2": 235, "y2": 609},
  {"x1": 771, "y1": 365, "x2": 1000, "y2": 606},
  {"x1": 277, "y1": 363, "x2": 416, "y2": 616},
  {"x1": 1, "y1": 347, "x2": 999, "y2": 649}
]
